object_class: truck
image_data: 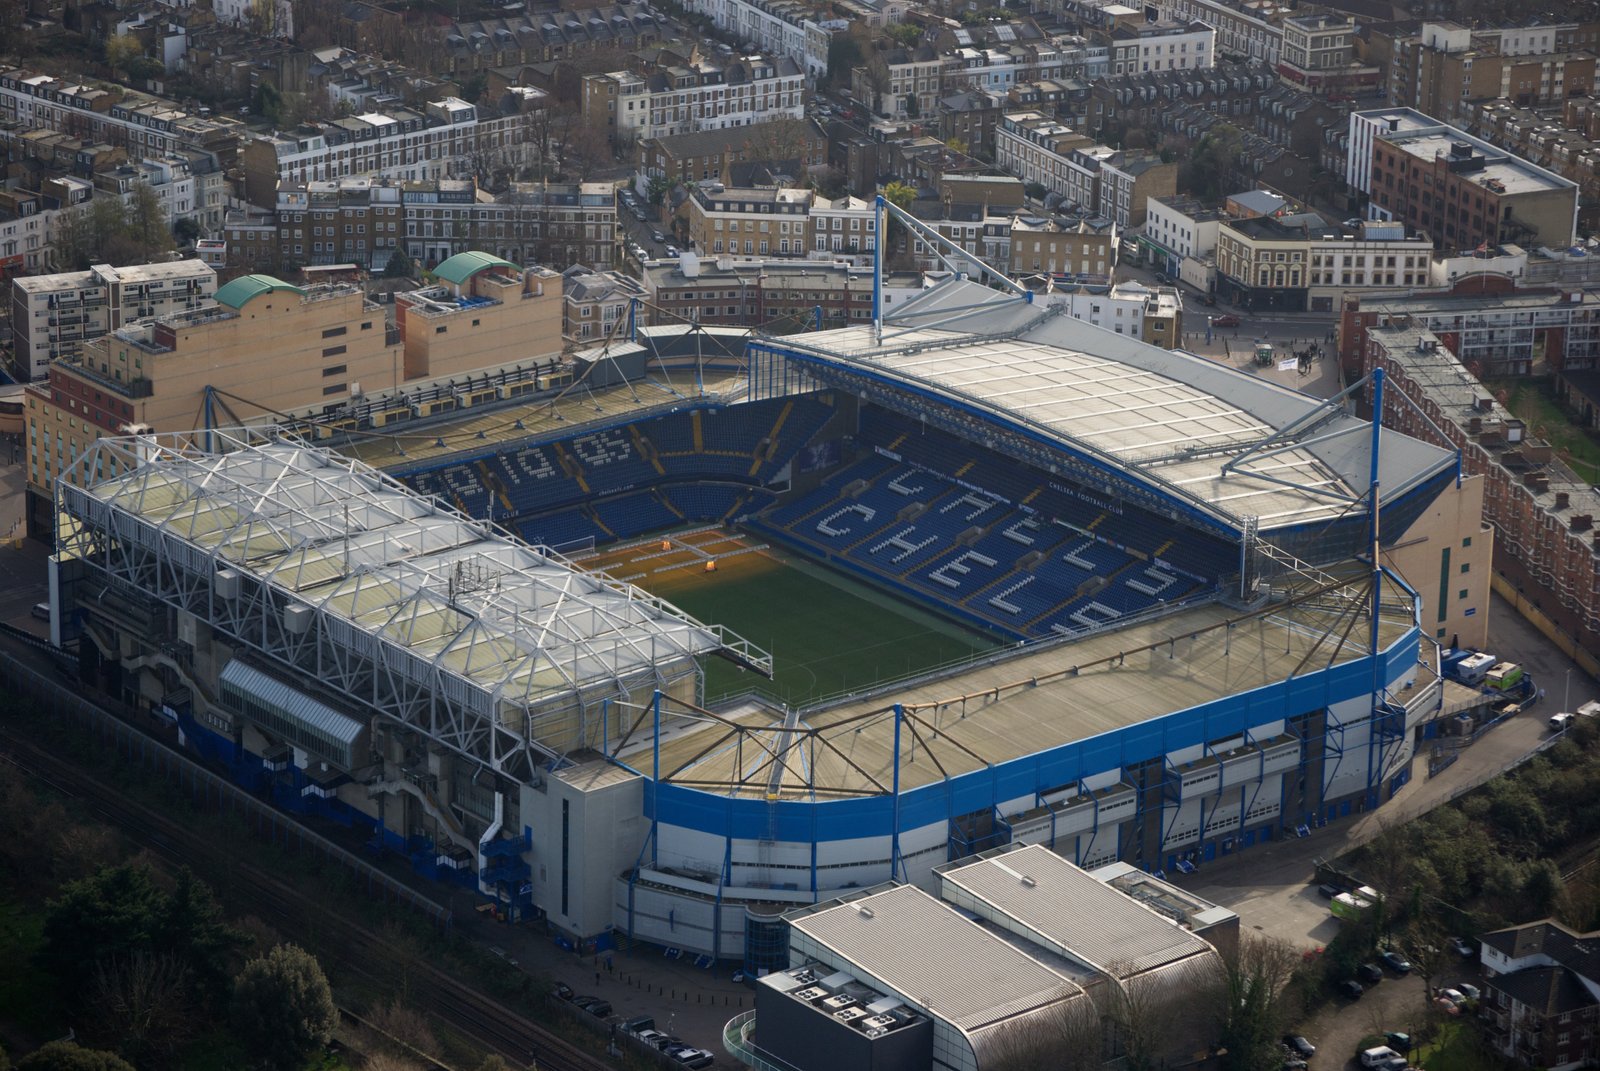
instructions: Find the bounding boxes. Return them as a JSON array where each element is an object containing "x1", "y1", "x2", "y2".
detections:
[
  {"x1": 1484, "y1": 662, "x2": 1524, "y2": 692},
  {"x1": 1450, "y1": 651, "x2": 1497, "y2": 686},
  {"x1": 1330, "y1": 892, "x2": 1374, "y2": 921}
]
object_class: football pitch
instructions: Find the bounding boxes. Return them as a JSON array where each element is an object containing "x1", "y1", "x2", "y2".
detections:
[{"x1": 575, "y1": 528, "x2": 1000, "y2": 707}]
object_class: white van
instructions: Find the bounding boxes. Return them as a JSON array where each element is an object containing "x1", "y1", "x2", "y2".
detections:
[{"x1": 1361, "y1": 1046, "x2": 1406, "y2": 1070}]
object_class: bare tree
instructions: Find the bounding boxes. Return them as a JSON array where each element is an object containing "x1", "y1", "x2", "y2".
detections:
[
  {"x1": 741, "y1": 117, "x2": 815, "y2": 183},
  {"x1": 1102, "y1": 962, "x2": 1191, "y2": 1071},
  {"x1": 1201, "y1": 933, "x2": 1304, "y2": 1071},
  {"x1": 859, "y1": 55, "x2": 891, "y2": 117},
  {"x1": 90, "y1": 951, "x2": 199, "y2": 1064},
  {"x1": 982, "y1": 987, "x2": 1103, "y2": 1071}
]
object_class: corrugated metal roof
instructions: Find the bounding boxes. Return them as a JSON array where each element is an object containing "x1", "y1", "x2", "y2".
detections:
[
  {"x1": 220, "y1": 659, "x2": 366, "y2": 744},
  {"x1": 938, "y1": 844, "x2": 1219, "y2": 978},
  {"x1": 787, "y1": 884, "x2": 1082, "y2": 1032},
  {"x1": 215, "y1": 274, "x2": 304, "y2": 309},
  {"x1": 433, "y1": 251, "x2": 520, "y2": 286}
]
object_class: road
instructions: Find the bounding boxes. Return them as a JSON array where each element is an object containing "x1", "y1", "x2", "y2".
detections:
[{"x1": 1175, "y1": 588, "x2": 1597, "y2": 951}]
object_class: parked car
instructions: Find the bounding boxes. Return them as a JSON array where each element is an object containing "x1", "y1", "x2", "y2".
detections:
[
  {"x1": 572, "y1": 996, "x2": 612, "y2": 1016},
  {"x1": 490, "y1": 946, "x2": 517, "y2": 966},
  {"x1": 1380, "y1": 950, "x2": 1413, "y2": 973},
  {"x1": 1283, "y1": 1035, "x2": 1316, "y2": 1058},
  {"x1": 1316, "y1": 882, "x2": 1341, "y2": 898},
  {"x1": 651, "y1": 230, "x2": 666, "y2": 243},
  {"x1": 671, "y1": 1049, "x2": 716, "y2": 1068},
  {"x1": 622, "y1": 1015, "x2": 655, "y2": 1035},
  {"x1": 1338, "y1": 980, "x2": 1365, "y2": 999},
  {"x1": 1282, "y1": 1061, "x2": 1308, "y2": 1071},
  {"x1": 665, "y1": 245, "x2": 680, "y2": 258},
  {"x1": 1210, "y1": 313, "x2": 1241, "y2": 328},
  {"x1": 636, "y1": 1030, "x2": 671, "y2": 1048},
  {"x1": 1457, "y1": 982, "x2": 1480, "y2": 1001},
  {"x1": 1438, "y1": 987, "x2": 1466, "y2": 1006},
  {"x1": 1358, "y1": 963, "x2": 1383, "y2": 984},
  {"x1": 1385, "y1": 1032, "x2": 1411, "y2": 1053},
  {"x1": 1450, "y1": 936, "x2": 1474, "y2": 957}
]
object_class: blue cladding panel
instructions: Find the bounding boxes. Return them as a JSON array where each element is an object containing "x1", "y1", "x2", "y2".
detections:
[{"x1": 648, "y1": 627, "x2": 1422, "y2": 839}]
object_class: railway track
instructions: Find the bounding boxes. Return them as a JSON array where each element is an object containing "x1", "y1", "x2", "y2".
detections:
[{"x1": 0, "y1": 730, "x2": 609, "y2": 1071}]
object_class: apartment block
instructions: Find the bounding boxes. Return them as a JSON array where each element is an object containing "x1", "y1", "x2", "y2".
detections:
[
  {"x1": 394, "y1": 253, "x2": 561, "y2": 380},
  {"x1": 681, "y1": 186, "x2": 815, "y2": 259},
  {"x1": 562, "y1": 267, "x2": 646, "y2": 347},
  {"x1": 641, "y1": 256, "x2": 884, "y2": 329},
  {"x1": 10, "y1": 259, "x2": 216, "y2": 382},
  {"x1": 240, "y1": 99, "x2": 535, "y2": 207},
  {"x1": 24, "y1": 275, "x2": 394, "y2": 523},
  {"x1": 1338, "y1": 282, "x2": 1600, "y2": 379},
  {"x1": 582, "y1": 55, "x2": 805, "y2": 143},
  {"x1": 439, "y1": 5, "x2": 667, "y2": 78},
  {"x1": 1347, "y1": 108, "x2": 1580, "y2": 251},
  {"x1": 1360, "y1": 319, "x2": 1600, "y2": 654},
  {"x1": 851, "y1": 45, "x2": 944, "y2": 120},
  {"x1": 1381, "y1": 22, "x2": 1597, "y2": 125}
]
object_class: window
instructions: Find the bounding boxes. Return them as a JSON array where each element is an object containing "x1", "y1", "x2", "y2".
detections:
[
  {"x1": 323, "y1": 364, "x2": 347, "y2": 377},
  {"x1": 1463, "y1": 536, "x2": 1472, "y2": 547},
  {"x1": 322, "y1": 384, "x2": 345, "y2": 396},
  {"x1": 322, "y1": 326, "x2": 347, "y2": 339},
  {"x1": 1460, "y1": 563, "x2": 1470, "y2": 574},
  {"x1": 322, "y1": 345, "x2": 347, "y2": 358}
]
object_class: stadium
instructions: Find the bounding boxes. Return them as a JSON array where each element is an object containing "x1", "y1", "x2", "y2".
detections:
[{"x1": 50, "y1": 262, "x2": 1464, "y2": 968}]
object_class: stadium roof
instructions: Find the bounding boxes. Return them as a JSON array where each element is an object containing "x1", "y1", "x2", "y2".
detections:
[
  {"x1": 784, "y1": 883, "x2": 1084, "y2": 1037},
  {"x1": 936, "y1": 844, "x2": 1220, "y2": 978},
  {"x1": 215, "y1": 274, "x2": 304, "y2": 309},
  {"x1": 58, "y1": 430, "x2": 766, "y2": 757},
  {"x1": 760, "y1": 280, "x2": 1457, "y2": 535}
]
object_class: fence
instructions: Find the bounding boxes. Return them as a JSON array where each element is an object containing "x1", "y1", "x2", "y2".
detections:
[{"x1": 0, "y1": 647, "x2": 454, "y2": 932}]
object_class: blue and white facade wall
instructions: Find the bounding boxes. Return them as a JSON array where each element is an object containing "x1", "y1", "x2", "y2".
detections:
[{"x1": 611, "y1": 620, "x2": 1433, "y2": 961}]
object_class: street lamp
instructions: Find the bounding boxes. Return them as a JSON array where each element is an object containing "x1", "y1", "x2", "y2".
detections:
[{"x1": 1566, "y1": 667, "x2": 1573, "y2": 713}]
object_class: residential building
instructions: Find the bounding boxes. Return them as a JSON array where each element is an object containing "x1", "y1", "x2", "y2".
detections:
[
  {"x1": 10, "y1": 259, "x2": 216, "y2": 381},
  {"x1": 1381, "y1": 22, "x2": 1597, "y2": 124},
  {"x1": 0, "y1": 69, "x2": 245, "y2": 163},
  {"x1": 1141, "y1": 195, "x2": 1223, "y2": 279},
  {"x1": 1109, "y1": 20, "x2": 1215, "y2": 75},
  {"x1": 1347, "y1": 108, "x2": 1580, "y2": 251},
  {"x1": 402, "y1": 181, "x2": 618, "y2": 273},
  {"x1": 0, "y1": 189, "x2": 50, "y2": 282},
  {"x1": 1098, "y1": 153, "x2": 1176, "y2": 228},
  {"x1": 212, "y1": 0, "x2": 292, "y2": 37},
  {"x1": 1359, "y1": 315, "x2": 1600, "y2": 654},
  {"x1": 582, "y1": 56, "x2": 805, "y2": 144},
  {"x1": 439, "y1": 6, "x2": 667, "y2": 79},
  {"x1": 1217, "y1": 214, "x2": 1434, "y2": 312},
  {"x1": 681, "y1": 186, "x2": 814, "y2": 259},
  {"x1": 394, "y1": 253, "x2": 562, "y2": 380},
  {"x1": 1159, "y1": 0, "x2": 1284, "y2": 66},
  {"x1": 806, "y1": 195, "x2": 876, "y2": 263},
  {"x1": 273, "y1": 178, "x2": 404, "y2": 271},
  {"x1": 937, "y1": 89, "x2": 1005, "y2": 160},
  {"x1": 641, "y1": 256, "x2": 881, "y2": 329},
  {"x1": 995, "y1": 111, "x2": 1094, "y2": 199},
  {"x1": 23, "y1": 274, "x2": 394, "y2": 526},
  {"x1": 908, "y1": 203, "x2": 1013, "y2": 273},
  {"x1": 239, "y1": 99, "x2": 536, "y2": 208},
  {"x1": 1276, "y1": 13, "x2": 1379, "y2": 95},
  {"x1": 1480, "y1": 919, "x2": 1600, "y2": 1070},
  {"x1": 1008, "y1": 214, "x2": 1116, "y2": 278},
  {"x1": 676, "y1": 0, "x2": 844, "y2": 81},
  {"x1": 1028, "y1": 279, "x2": 1183, "y2": 346},
  {"x1": 851, "y1": 45, "x2": 943, "y2": 120},
  {"x1": 636, "y1": 123, "x2": 827, "y2": 187},
  {"x1": 562, "y1": 266, "x2": 646, "y2": 347},
  {"x1": 1337, "y1": 282, "x2": 1600, "y2": 380}
]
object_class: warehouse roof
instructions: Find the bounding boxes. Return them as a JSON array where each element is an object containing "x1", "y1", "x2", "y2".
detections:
[
  {"x1": 936, "y1": 844, "x2": 1220, "y2": 978},
  {"x1": 785, "y1": 883, "x2": 1083, "y2": 1035}
]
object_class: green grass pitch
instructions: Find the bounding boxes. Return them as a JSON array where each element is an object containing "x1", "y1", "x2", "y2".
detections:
[{"x1": 646, "y1": 546, "x2": 1001, "y2": 708}]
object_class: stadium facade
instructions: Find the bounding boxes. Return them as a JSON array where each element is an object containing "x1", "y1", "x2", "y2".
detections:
[{"x1": 50, "y1": 280, "x2": 1466, "y2": 965}]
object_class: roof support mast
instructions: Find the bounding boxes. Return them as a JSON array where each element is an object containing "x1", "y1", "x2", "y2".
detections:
[{"x1": 872, "y1": 192, "x2": 1033, "y2": 346}]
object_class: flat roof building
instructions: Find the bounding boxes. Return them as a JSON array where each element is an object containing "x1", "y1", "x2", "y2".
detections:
[
  {"x1": 1346, "y1": 108, "x2": 1579, "y2": 250},
  {"x1": 10, "y1": 259, "x2": 216, "y2": 381}
]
